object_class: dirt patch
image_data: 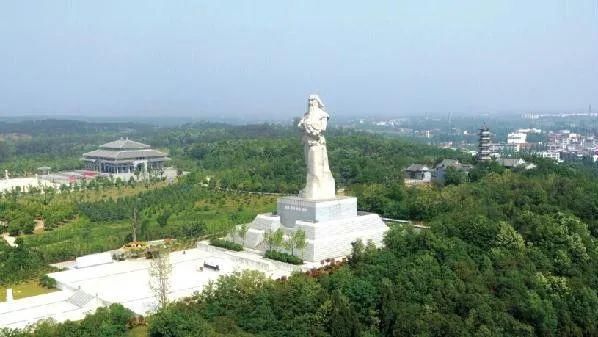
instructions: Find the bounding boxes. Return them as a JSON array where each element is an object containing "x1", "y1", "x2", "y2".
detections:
[{"x1": 34, "y1": 219, "x2": 45, "y2": 233}]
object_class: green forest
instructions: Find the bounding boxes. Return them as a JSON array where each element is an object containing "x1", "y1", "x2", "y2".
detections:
[{"x1": 1, "y1": 120, "x2": 598, "y2": 337}]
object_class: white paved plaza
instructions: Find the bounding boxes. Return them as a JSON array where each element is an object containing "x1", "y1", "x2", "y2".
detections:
[
  {"x1": 0, "y1": 177, "x2": 58, "y2": 194},
  {"x1": 0, "y1": 242, "x2": 305, "y2": 329}
]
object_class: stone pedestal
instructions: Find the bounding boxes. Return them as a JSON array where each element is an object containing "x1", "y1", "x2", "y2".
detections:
[
  {"x1": 237, "y1": 196, "x2": 388, "y2": 263},
  {"x1": 277, "y1": 196, "x2": 357, "y2": 228},
  {"x1": 295, "y1": 213, "x2": 387, "y2": 262}
]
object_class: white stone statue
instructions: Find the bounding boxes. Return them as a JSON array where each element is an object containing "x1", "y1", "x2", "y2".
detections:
[{"x1": 298, "y1": 95, "x2": 336, "y2": 200}]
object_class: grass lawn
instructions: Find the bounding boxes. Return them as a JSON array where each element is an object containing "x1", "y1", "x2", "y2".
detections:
[
  {"x1": 0, "y1": 279, "x2": 55, "y2": 302},
  {"x1": 126, "y1": 326, "x2": 148, "y2": 337}
]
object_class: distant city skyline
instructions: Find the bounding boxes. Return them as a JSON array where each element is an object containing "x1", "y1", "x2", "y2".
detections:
[{"x1": 0, "y1": 1, "x2": 597, "y2": 119}]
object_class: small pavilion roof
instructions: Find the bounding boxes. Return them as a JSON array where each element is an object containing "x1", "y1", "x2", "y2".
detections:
[{"x1": 99, "y1": 138, "x2": 150, "y2": 150}]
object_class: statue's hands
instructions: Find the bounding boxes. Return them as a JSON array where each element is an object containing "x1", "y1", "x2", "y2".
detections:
[
  {"x1": 304, "y1": 124, "x2": 321, "y2": 138},
  {"x1": 299, "y1": 113, "x2": 326, "y2": 145}
]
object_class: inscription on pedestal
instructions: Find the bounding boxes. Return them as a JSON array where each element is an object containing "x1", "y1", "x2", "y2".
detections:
[{"x1": 278, "y1": 196, "x2": 357, "y2": 228}]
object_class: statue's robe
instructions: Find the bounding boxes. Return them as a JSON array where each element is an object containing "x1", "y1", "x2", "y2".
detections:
[{"x1": 299, "y1": 107, "x2": 335, "y2": 200}]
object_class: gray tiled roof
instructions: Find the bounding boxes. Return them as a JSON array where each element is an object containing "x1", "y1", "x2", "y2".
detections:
[
  {"x1": 99, "y1": 139, "x2": 150, "y2": 150},
  {"x1": 436, "y1": 159, "x2": 460, "y2": 168},
  {"x1": 82, "y1": 149, "x2": 168, "y2": 160},
  {"x1": 435, "y1": 159, "x2": 473, "y2": 172},
  {"x1": 405, "y1": 164, "x2": 430, "y2": 172}
]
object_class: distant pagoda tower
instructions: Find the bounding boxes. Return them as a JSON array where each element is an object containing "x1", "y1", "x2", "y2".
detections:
[{"x1": 477, "y1": 125, "x2": 492, "y2": 162}]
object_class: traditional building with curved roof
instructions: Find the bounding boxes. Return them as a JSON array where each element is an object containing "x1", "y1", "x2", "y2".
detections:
[{"x1": 82, "y1": 138, "x2": 169, "y2": 174}]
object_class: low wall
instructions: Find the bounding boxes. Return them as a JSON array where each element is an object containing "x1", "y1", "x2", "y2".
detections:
[{"x1": 196, "y1": 242, "x2": 303, "y2": 274}]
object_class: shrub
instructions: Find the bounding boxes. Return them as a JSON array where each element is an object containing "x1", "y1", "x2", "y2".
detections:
[
  {"x1": 7, "y1": 212, "x2": 35, "y2": 236},
  {"x1": 39, "y1": 275, "x2": 57, "y2": 289},
  {"x1": 264, "y1": 250, "x2": 303, "y2": 265},
  {"x1": 149, "y1": 304, "x2": 214, "y2": 337},
  {"x1": 209, "y1": 238, "x2": 243, "y2": 252}
]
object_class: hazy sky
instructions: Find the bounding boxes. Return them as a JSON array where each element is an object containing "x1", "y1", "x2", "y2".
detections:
[{"x1": 1, "y1": 1, "x2": 597, "y2": 119}]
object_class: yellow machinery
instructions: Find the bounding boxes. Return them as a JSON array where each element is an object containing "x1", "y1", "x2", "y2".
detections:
[{"x1": 112, "y1": 240, "x2": 172, "y2": 260}]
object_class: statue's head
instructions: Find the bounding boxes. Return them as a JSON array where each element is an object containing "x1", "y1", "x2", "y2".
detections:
[
  {"x1": 300, "y1": 95, "x2": 329, "y2": 138},
  {"x1": 308, "y1": 94, "x2": 325, "y2": 111}
]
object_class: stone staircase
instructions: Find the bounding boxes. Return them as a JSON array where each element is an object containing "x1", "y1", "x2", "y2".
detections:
[
  {"x1": 254, "y1": 239, "x2": 269, "y2": 251},
  {"x1": 67, "y1": 290, "x2": 95, "y2": 308}
]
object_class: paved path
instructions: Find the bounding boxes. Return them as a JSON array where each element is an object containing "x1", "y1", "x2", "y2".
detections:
[{"x1": 1, "y1": 233, "x2": 18, "y2": 247}]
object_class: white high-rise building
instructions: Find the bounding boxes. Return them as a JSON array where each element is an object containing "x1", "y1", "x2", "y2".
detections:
[{"x1": 507, "y1": 133, "x2": 527, "y2": 144}]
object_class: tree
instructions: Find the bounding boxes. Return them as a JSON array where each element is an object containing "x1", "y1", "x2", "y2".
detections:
[
  {"x1": 7, "y1": 222, "x2": 20, "y2": 236},
  {"x1": 283, "y1": 236, "x2": 294, "y2": 255},
  {"x1": 139, "y1": 219, "x2": 150, "y2": 241},
  {"x1": 468, "y1": 161, "x2": 505, "y2": 182},
  {"x1": 59, "y1": 184, "x2": 70, "y2": 193},
  {"x1": 115, "y1": 177, "x2": 123, "y2": 189},
  {"x1": 0, "y1": 141, "x2": 10, "y2": 163},
  {"x1": 271, "y1": 228, "x2": 284, "y2": 252},
  {"x1": 291, "y1": 229, "x2": 306, "y2": 257},
  {"x1": 149, "y1": 250, "x2": 172, "y2": 310},
  {"x1": 264, "y1": 230, "x2": 274, "y2": 251},
  {"x1": 349, "y1": 239, "x2": 366, "y2": 268},
  {"x1": 378, "y1": 278, "x2": 398, "y2": 336},
  {"x1": 149, "y1": 304, "x2": 215, "y2": 337},
  {"x1": 157, "y1": 211, "x2": 170, "y2": 227},
  {"x1": 237, "y1": 223, "x2": 248, "y2": 245},
  {"x1": 329, "y1": 290, "x2": 361, "y2": 337},
  {"x1": 7, "y1": 212, "x2": 35, "y2": 236},
  {"x1": 444, "y1": 166, "x2": 466, "y2": 185},
  {"x1": 78, "y1": 304, "x2": 134, "y2": 337}
]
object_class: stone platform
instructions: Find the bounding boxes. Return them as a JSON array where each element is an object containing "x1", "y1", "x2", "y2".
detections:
[
  {"x1": 237, "y1": 196, "x2": 388, "y2": 262},
  {"x1": 296, "y1": 212, "x2": 387, "y2": 261}
]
